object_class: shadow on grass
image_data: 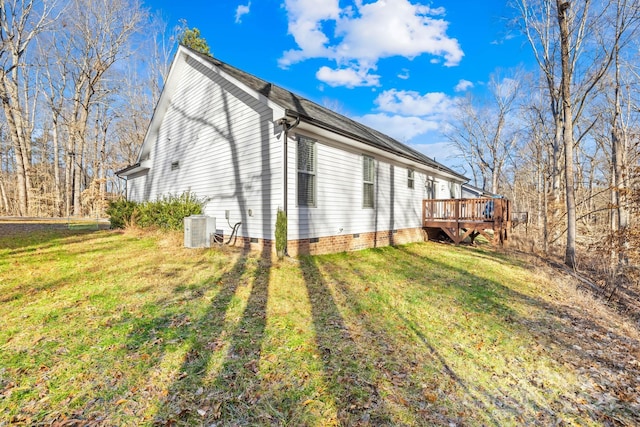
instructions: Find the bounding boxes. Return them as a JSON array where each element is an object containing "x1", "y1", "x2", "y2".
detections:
[
  {"x1": 376, "y1": 244, "x2": 639, "y2": 425},
  {"x1": 312, "y1": 251, "x2": 507, "y2": 426},
  {"x1": 0, "y1": 230, "x2": 135, "y2": 305},
  {"x1": 143, "y1": 248, "x2": 271, "y2": 425},
  {"x1": 0, "y1": 227, "x2": 109, "y2": 254},
  {"x1": 311, "y1": 244, "x2": 595, "y2": 424},
  {"x1": 299, "y1": 255, "x2": 395, "y2": 425}
]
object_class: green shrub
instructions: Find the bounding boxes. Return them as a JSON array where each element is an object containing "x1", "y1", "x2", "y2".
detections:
[
  {"x1": 275, "y1": 209, "x2": 287, "y2": 258},
  {"x1": 137, "y1": 192, "x2": 205, "y2": 230},
  {"x1": 107, "y1": 192, "x2": 205, "y2": 230},
  {"x1": 106, "y1": 198, "x2": 138, "y2": 229}
]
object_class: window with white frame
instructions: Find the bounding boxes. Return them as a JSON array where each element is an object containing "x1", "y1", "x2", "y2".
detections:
[
  {"x1": 297, "y1": 137, "x2": 316, "y2": 207},
  {"x1": 362, "y1": 155, "x2": 375, "y2": 208},
  {"x1": 425, "y1": 179, "x2": 435, "y2": 199},
  {"x1": 407, "y1": 169, "x2": 415, "y2": 189}
]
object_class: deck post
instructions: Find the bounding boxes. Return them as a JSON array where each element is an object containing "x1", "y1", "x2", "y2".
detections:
[
  {"x1": 455, "y1": 199, "x2": 460, "y2": 244},
  {"x1": 422, "y1": 197, "x2": 510, "y2": 246}
]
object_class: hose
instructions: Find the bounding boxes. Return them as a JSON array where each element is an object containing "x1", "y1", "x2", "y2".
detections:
[{"x1": 226, "y1": 221, "x2": 242, "y2": 245}]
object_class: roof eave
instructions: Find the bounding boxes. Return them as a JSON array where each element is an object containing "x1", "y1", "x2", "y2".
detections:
[
  {"x1": 116, "y1": 162, "x2": 149, "y2": 177},
  {"x1": 285, "y1": 109, "x2": 468, "y2": 182}
]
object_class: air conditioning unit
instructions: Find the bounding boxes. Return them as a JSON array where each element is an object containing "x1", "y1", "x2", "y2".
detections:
[{"x1": 184, "y1": 215, "x2": 216, "y2": 248}]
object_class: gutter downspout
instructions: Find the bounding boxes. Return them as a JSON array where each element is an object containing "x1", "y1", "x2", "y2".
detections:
[
  {"x1": 278, "y1": 112, "x2": 300, "y2": 255},
  {"x1": 115, "y1": 174, "x2": 128, "y2": 201}
]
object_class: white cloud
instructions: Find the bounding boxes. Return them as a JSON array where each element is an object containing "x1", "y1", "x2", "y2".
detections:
[
  {"x1": 235, "y1": 2, "x2": 251, "y2": 23},
  {"x1": 280, "y1": 0, "x2": 463, "y2": 87},
  {"x1": 411, "y1": 141, "x2": 462, "y2": 164},
  {"x1": 280, "y1": 0, "x2": 341, "y2": 67},
  {"x1": 375, "y1": 89, "x2": 454, "y2": 116},
  {"x1": 397, "y1": 68, "x2": 410, "y2": 80},
  {"x1": 357, "y1": 113, "x2": 440, "y2": 142},
  {"x1": 349, "y1": 89, "x2": 460, "y2": 144},
  {"x1": 493, "y1": 77, "x2": 518, "y2": 98},
  {"x1": 454, "y1": 79, "x2": 474, "y2": 92},
  {"x1": 316, "y1": 65, "x2": 380, "y2": 88},
  {"x1": 333, "y1": 1, "x2": 462, "y2": 65}
]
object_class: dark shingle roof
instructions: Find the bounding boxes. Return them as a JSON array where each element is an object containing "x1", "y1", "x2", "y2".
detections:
[{"x1": 188, "y1": 47, "x2": 466, "y2": 180}]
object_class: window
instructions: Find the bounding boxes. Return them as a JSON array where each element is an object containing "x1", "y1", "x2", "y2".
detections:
[
  {"x1": 362, "y1": 155, "x2": 375, "y2": 208},
  {"x1": 297, "y1": 137, "x2": 316, "y2": 207},
  {"x1": 171, "y1": 161, "x2": 179, "y2": 171},
  {"x1": 407, "y1": 169, "x2": 415, "y2": 189},
  {"x1": 425, "y1": 179, "x2": 435, "y2": 199}
]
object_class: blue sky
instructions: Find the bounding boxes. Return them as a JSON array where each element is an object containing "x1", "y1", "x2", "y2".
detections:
[{"x1": 145, "y1": 0, "x2": 530, "y2": 168}]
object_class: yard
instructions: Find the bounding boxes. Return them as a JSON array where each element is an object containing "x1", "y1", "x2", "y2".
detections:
[{"x1": 1, "y1": 226, "x2": 638, "y2": 426}]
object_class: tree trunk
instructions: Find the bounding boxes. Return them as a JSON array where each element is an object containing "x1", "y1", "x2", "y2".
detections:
[
  {"x1": 65, "y1": 135, "x2": 74, "y2": 217},
  {"x1": 1, "y1": 77, "x2": 32, "y2": 216},
  {"x1": 52, "y1": 117, "x2": 62, "y2": 216},
  {"x1": 73, "y1": 137, "x2": 84, "y2": 216},
  {"x1": 557, "y1": 0, "x2": 577, "y2": 268},
  {"x1": 611, "y1": 31, "x2": 629, "y2": 265},
  {"x1": 0, "y1": 175, "x2": 9, "y2": 213}
]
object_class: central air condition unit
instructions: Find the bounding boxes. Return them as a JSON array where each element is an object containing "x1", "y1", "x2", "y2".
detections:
[{"x1": 184, "y1": 215, "x2": 216, "y2": 248}]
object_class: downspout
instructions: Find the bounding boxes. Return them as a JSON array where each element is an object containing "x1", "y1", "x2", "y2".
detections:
[
  {"x1": 278, "y1": 112, "x2": 300, "y2": 255},
  {"x1": 116, "y1": 174, "x2": 128, "y2": 201}
]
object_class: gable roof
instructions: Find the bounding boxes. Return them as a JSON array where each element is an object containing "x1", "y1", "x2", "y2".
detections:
[{"x1": 186, "y1": 47, "x2": 467, "y2": 181}]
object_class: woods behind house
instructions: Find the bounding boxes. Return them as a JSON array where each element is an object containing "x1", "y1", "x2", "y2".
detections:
[{"x1": 0, "y1": 0, "x2": 638, "y2": 272}]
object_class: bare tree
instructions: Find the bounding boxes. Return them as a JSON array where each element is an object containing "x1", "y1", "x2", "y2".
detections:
[
  {"x1": 57, "y1": 0, "x2": 145, "y2": 215},
  {"x1": 0, "y1": 0, "x2": 58, "y2": 215},
  {"x1": 606, "y1": 0, "x2": 640, "y2": 265},
  {"x1": 0, "y1": 0, "x2": 179, "y2": 217},
  {"x1": 517, "y1": 0, "x2": 619, "y2": 267},
  {"x1": 447, "y1": 70, "x2": 523, "y2": 194},
  {"x1": 519, "y1": 87, "x2": 557, "y2": 253}
]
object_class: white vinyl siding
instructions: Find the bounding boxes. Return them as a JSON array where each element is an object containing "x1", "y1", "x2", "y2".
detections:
[
  {"x1": 125, "y1": 49, "x2": 465, "y2": 244},
  {"x1": 126, "y1": 56, "x2": 282, "y2": 240},
  {"x1": 287, "y1": 134, "x2": 462, "y2": 240},
  {"x1": 362, "y1": 155, "x2": 375, "y2": 208},
  {"x1": 297, "y1": 137, "x2": 316, "y2": 207}
]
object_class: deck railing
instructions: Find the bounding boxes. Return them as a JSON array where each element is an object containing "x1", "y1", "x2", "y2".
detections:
[{"x1": 422, "y1": 198, "x2": 510, "y2": 224}]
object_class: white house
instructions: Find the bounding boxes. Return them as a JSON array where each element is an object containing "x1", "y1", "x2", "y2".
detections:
[
  {"x1": 117, "y1": 46, "x2": 468, "y2": 255},
  {"x1": 461, "y1": 183, "x2": 498, "y2": 199}
]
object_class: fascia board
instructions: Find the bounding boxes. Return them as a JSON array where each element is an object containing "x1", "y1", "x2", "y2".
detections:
[
  {"x1": 291, "y1": 120, "x2": 467, "y2": 184},
  {"x1": 186, "y1": 52, "x2": 287, "y2": 121},
  {"x1": 136, "y1": 46, "x2": 191, "y2": 163}
]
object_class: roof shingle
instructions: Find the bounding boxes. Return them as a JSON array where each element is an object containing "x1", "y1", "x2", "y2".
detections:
[{"x1": 188, "y1": 47, "x2": 466, "y2": 180}]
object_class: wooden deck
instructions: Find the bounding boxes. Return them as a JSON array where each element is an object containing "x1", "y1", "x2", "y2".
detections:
[{"x1": 422, "y1": 198, "x2": 511, "y2": 245}]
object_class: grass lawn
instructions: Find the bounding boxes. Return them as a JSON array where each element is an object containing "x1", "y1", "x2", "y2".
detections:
[{"x1": 1, "y1": 227, "x2": 639, "y2": 426}]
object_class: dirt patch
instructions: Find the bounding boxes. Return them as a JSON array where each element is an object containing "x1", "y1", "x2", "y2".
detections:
[{"x1": 0, "y1": 219, "x2": 110, "y2": 238}]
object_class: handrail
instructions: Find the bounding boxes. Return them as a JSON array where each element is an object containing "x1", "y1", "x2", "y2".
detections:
[{"x1": 422, "y1": 198, "x2": 510, "y2": 224}]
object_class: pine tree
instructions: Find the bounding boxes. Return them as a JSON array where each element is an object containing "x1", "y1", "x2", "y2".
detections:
[{"x1": 179, "y1": 26, "x2": 211, "y2": 56}]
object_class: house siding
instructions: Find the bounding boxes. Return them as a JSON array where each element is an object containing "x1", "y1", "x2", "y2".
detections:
[
  {"x1": 126, "y1": 56, "x2": 282, "y2": 241},
  {"x1": 122, "y1": 47, "x2": 468, "y2": 255},
  {"x1": 286, "y1": 132, "x2": 458, "y2": 242}
]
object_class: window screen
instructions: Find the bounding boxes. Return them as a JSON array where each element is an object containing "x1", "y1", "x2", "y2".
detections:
[
  {"x1": 407, "y1": 169, "x2": 415, "y2": 189},
  {"x1": 363, "y1": 155, "x2": 375, "y2": 208},
  {"x1": 297, "y1": 137, "x2": 316, "y2": 207}
]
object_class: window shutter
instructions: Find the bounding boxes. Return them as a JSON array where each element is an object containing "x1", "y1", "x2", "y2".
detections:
[{"x1": 297, "y1": 137, "x2": 317, "y2": 207}]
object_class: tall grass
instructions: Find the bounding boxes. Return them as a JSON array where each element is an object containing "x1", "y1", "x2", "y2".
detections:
[{"x1": 0, "y1": 228, "x2": 637, "y2": 426}]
